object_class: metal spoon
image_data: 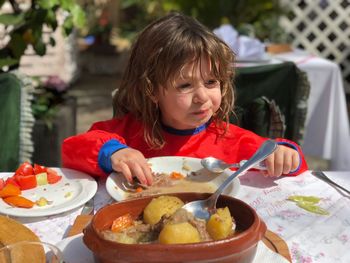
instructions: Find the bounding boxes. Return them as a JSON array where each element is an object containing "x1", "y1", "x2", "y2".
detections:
[
  {"x1": 201, "y1": 157, "x2": 267, "y2": 173},
  {"x1": 182, "y1": 140, "x2": 277, "y2": 220}
]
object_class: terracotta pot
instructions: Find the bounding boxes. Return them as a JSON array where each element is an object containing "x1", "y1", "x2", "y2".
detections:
[{"x1": 83, "y1": 193, "x2": 266, "y2": 263}]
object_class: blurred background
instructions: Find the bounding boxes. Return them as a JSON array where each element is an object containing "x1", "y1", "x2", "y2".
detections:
[{"x1": 1, "y1": 0, "x2": 349, "y2": 171}]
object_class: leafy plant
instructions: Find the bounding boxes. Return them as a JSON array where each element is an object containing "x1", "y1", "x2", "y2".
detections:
[
  {"x1": 119, "y1": 0, "x2": 289, "y2": 43},
  {"x1": 0, "y1": 0, "x2": 86, "y2": 70},
  {"x1": 31, "y1": 76, "x2": 69, "y2": 129}
]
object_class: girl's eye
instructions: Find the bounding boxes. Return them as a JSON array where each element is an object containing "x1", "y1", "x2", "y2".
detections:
[
  {"x1": 205, "y1": 79, "x2": 219, "y2": 87},
  {"x1": 178, "y1": 83, "x2": 191, "y2": 89},
  {"x1": 176, "y1": 83, "x2": 193, "y2": 92}
]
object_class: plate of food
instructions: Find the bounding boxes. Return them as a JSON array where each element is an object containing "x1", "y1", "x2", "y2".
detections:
[
  {"x1": 0, "y1": 167, "x2": 97, "y2": 217},
  {"x1": 106, "y1": 156, "x2": 240, "y2": 201}
]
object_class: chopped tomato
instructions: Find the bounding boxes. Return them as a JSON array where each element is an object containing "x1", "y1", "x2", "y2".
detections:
[
  {"x1": 5, "y1": 177, "x2": 20, "y2": 188},
  {"x1": 15, "y1": 162, "x2": 34, "y2": 176},
  {"x1": 16, "y1": 174, "x2": 37, "y2": 190},
  {"x1": 47, "y1": 168, "x2": 62, "y2": 184},
  {"x1": 0, "y1": 179, "x2": 4, "y2": 191},
  {"x1": 33, "y1": 164, "x2": 47, "y2": 175},
  {"x1": 111, "y1": 213, "x2": 134, "y2": 232}
]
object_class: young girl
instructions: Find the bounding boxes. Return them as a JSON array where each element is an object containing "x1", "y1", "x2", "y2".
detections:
[{"x1": 62, "y1": 12, "x2": 307, "y2": 185}]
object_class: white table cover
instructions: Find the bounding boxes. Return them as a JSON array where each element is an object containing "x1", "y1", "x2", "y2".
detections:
[{"x1": 6, "y1": 171, "x2": 349, "y2": 263}]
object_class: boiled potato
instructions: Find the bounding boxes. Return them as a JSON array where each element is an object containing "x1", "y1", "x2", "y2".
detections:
[
  {"x1": 143, "y1": 196, "x2": 184, "y2": 225},
  {"x1": 206, "y1": 207, "x2": 234, "y2": 240},
  {"x1": 101, "y1": 230, "x2": 137, "y2": 244},
  {"x1": 159, "y1": 222, "x2": 201, "y2": 244}
]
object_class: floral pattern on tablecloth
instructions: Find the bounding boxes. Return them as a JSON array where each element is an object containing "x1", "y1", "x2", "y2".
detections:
[
  {"x1": 237, "y1": 171, "x2": 350, "y2": 263},
  {"x1": 6, "y1": 170, "x2": 350, "y2": 262},
  {"x1": 14, "y1": 177, "x2": 115, "y2": 244}
]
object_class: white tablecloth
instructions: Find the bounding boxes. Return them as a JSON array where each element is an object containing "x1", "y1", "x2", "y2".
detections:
[
  {"x1": 11, "y1": 171, "x2": 350, "y2": 263},
  {"x1": 273, "y1": 50, "x2": 350, "y2": 170},
  {"x1": 237, "y1": 51, "x2": 350, "y2": 170},
  {"x1": 237, "y1": 171, "x2": 350, "y2": 263}
]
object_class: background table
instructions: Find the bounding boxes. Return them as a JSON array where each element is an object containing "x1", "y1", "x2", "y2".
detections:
[
  {"x1": 238, "y1": 50, "x2": 350, "y2": 171},
  {"x1": 273, "y1": 50, "x2": 350, "y2": 170}
]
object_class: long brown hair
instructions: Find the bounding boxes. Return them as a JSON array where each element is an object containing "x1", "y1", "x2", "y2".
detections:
[{"x1": 113, "y1": 12, "x2": 235, "y2": 149}]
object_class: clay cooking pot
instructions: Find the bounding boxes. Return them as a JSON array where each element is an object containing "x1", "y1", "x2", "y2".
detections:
[{"x1": 83, "y1": 192, "x2": 266, "y2": 263}]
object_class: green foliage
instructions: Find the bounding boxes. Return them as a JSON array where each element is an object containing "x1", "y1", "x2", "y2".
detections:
[
  {"x1": 119, "y1": 0, "x2": 289, "y2": 43},
  {"x1": 0, "y1": 0, "x2": 86, "y2": 69},
  {"x1": 31, "y1": 76, "x2": 68, "y2": 129},
  {"x1": 31, "y1": 92, "x2": 59, "y2": 130}
]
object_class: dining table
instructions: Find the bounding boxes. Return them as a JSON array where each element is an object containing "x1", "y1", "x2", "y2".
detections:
[
  {"x1": 237, "y1": 49, "x2": 350, "y2": 171},
  {"x1": 3, "y1": 169, "x2": 349, "y2": 263}
]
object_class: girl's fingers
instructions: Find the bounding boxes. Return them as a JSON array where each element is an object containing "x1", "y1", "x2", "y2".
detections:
[
  {"x1": 262, "y1": 145, "x2": 300, "y2": 177},
  {"x1": 116, "y1": 160, "x2": 133, "y2": 183},
  {"x1": 273, "y1": 151, "x2": 284, "y2": 177},
  {"x1": 125, "y1": 157, "x2": 153, "y2": 186},
  {"x1": 141, "y1": 164, "x2": 153, "y2": 185},
  {"x1": 282, "y1": 152, "x2": 292, "y2": 174},
  {"x1": 265, "y1": 154, "x2": 275, "y2": 176},
  {"x1": 127, "y1": 161, "x2": 148, "y2": 185},
  {"x1": 111, "y1": 148, "x2": 153, "y2": 185},
  {"x1": 113, "y1": 159, "x2": 153, "y2": 185},
  {"x1": 291, "y1": 152, "x2": 300, "y2": 171}
]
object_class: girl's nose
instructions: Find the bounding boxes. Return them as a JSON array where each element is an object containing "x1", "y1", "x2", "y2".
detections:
[{"x1": 193, "y1": 85, "x2": 209, "y2": 104}]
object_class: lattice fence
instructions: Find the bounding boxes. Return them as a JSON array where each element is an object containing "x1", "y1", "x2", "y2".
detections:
[{"x1": 280, "y1": 0, "x2": 350, "y2": 93}]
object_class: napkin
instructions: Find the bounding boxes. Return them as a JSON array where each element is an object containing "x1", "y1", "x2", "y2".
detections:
[
  {"x1": 253, "y1": 241, "x2": 290, "y2": 263},
  {"x1": 213, "y1": 24, "x2": 239, "y2": 53},
  {"x1": 213, "y1": 24, "x2": 266, "y2": 60}
]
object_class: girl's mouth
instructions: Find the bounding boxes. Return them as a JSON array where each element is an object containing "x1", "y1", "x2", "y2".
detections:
[{"x1": 193, "y1": 109, "x2": 209, "y2": 118}]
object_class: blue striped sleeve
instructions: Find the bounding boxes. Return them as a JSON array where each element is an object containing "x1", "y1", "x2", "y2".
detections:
[{"x1": 98, "y1": 139, "x2": 128, "y2": 173}]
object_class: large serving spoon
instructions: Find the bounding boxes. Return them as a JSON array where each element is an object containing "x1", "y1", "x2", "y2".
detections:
[
  {"x1": 201, "y1": 157, "x2": 267, "y2": 173},
  {"x1": 182, "y1": 140, "x2": 278, "y2": 220}
]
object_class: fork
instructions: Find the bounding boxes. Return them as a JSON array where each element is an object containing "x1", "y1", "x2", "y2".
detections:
[
  {"x1": 121, "y1": 179, "x2": 149, "y2": 192},
  {"x1": 312, "y1": 171, "x2": 350, "y2": 195}
]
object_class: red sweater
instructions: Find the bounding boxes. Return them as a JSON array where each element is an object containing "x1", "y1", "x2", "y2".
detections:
[{"x1": 62, "y1": 113, "x2": 308, "y2": 177}]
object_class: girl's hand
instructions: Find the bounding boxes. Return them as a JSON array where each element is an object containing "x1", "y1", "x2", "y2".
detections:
[
  {"x1": 111, "y1": 148, "x2": 153, "y2": 185},
  {"x1": 264, "y1": 145, "x2": 300, "y2": 177}
]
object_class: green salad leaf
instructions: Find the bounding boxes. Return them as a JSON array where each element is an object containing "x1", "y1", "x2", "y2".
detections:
[
  {"x1": 287, "y1": 195, "x2": 321, "y2": 204},
  {"x1": 296, "y1": 202, "x2": 330, "y2": 215},
  {"x1": 287, "y1": 195, "x2": 329, "y2": 216}
]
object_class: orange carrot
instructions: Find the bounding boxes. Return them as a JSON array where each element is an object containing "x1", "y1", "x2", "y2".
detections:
[
  {"x1": 111, "y1": 213, "x2": 134, "y2": 233},
  {"x1": 136, "y1": 187, "x2": 143, "y2": 193},
  {"x1": 170, "y1": 172, "x2": 185, "y2": 180},
  {"x1": 0, "y1": 183, "x2": 21, "y2": 198},
  {"x1": 3, "y1": 195, "x2": 35, "y2": 208}
]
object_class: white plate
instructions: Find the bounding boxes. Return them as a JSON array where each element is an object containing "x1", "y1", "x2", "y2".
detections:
[
  {"x1": 56, "y1": 234, "x2": 94, "y2": 263},
  {"x1": 0, "y1": 168, "x2": 97, "y2": 217},
  {"x1": 106, "y1": 156, "x2": 240, "y2": 201}
]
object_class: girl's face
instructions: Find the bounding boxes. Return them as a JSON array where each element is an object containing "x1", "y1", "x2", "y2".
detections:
[{"x1": 155, "y1": 58, "x2": 222, "y2": 130}]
